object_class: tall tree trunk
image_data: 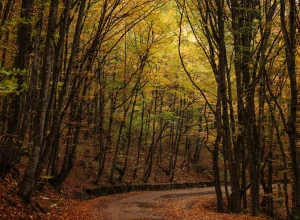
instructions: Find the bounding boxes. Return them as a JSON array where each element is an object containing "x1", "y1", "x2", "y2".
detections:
[
  {"x1": 0, "y1": 0, "x2": 33, "y2": 178},
  {"x1": 109, "y1": 100, "x2": 130, "y2": 184},
  {"x1": 143, "y1": 89, "x2": 158, "y2": 182},
  {"x1": 34, "y1": 0, "x2": 86, "y2": 181},
  {"x1": 19, "y1": 0, "x2": 59, "y2": 202},
  {"x1": 49, "y1": 77, "x2": 88, "y2": 187},
  {"x1": 280, "y1": 0, "x2": 300, "y2": 218},
  {"x1": 170, "y1": 98, "x2": 185, "y2": 182},
  {"x1": 213, "y1": 90, "x2": 224, "y2": 212},
  {"x1": 133, "y1": 93, "x2": 145, "y2": 179},
  {"x1": 120, "y1": 92, "x2": 138, "y2": 182},
  {"x1": 95, "y1": 90, "x2": 116, "y2": 184}
]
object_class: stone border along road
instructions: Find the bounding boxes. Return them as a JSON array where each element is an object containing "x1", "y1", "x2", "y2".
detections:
[{"x1": 94, "y1": 187, "x2": 217, "y2": 220}]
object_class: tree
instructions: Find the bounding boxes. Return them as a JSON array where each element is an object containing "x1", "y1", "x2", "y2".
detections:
[
  {"x1": 19, "y1": 0, "x2": 60, "y2": 202},
  {"x1": 279, "y1": 0, "x2": 300, "y2": 218},
  {"x1": 176, "y1": 0, "x2": 285, "y2": 216}
]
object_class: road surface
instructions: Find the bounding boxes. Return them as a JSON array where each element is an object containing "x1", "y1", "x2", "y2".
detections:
[{"x1": 93, "y1": 187, "x2": 217, "y2": 220}]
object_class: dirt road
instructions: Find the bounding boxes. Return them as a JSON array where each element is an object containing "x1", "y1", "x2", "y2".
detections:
[
  {"x1": 63, "y1": 186, "x2": 269, "y2": 220},
  {"x1": 93, "y1": 187, "x2": 216, "y2": 220}
]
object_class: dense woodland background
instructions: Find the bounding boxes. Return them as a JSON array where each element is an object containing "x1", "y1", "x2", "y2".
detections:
[{"x1": 0, "y1": 0, "x2": 300, "y2": 219}]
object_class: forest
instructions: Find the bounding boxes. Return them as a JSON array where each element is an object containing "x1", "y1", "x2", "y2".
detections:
[{"x1": 0, "y1": 0, "x2": 299, "y2": 219}]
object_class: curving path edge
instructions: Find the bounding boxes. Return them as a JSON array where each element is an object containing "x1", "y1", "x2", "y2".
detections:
[{"x1": 96, "y1": 187, "x2": 216, "y2": 220}]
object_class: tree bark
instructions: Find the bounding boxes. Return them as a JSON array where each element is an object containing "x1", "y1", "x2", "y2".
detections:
[
  {"x1": 280, "y1": 0, "x2": 300, "y2": 218},
  {"x1": 19, "y1": 0, "x2": 59, "y2": 202}
]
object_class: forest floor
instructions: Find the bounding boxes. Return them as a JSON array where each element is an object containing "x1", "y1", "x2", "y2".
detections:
[
  {"x1": 0, "y1": 146, "x2": 288, "y2": 219},
  {"x1": 1, "y1": 171, "x2": 287, "y2": 220}
]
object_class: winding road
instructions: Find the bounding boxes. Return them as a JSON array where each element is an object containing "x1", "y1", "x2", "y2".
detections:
[{"x1": 94, "y1": 187, "x2": 217, "y2": 220}]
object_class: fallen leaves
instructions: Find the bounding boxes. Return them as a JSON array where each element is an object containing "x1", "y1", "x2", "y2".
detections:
[{"x1": 152, "y1": 194, "x2": 268, "y2": 220}]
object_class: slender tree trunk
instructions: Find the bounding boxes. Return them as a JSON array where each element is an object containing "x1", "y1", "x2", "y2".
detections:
[
  {"x1": 143, "y1": 89, "x2": 158, "y2": 182},
  {"x1": 120, "y1": 92, "x2": 138, "y2": 182},
  {"x1": 213, "y1": 90, "x2": 224, "y2": 212},
  {"x1": 0, "y1": 0, "x2": 33, "y2": 178},
  {"x1": 170, "y1": 99, "x2": 185, "y2": 182},
  {"x1": 133, "y1": 93, "x2": 145, "y2": 179},
  {"x1": 109, "y1": 100, "x2": 130, "y2": 183},
  {"x1": 280, "y1": 0, "x2": 300, "y2": 218},
  {"x1": 19, "y1": 0, "x2": 59, "y2": 202},
  {"x1": 95, "y1": 90, "x2": 116, "y2": 184},
  {"x1": 49, "y1": 77, "x2": 88, "y2": 187},
  {"x1": 34, "y1": 0, "x2": 86, "y2": 181}
]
